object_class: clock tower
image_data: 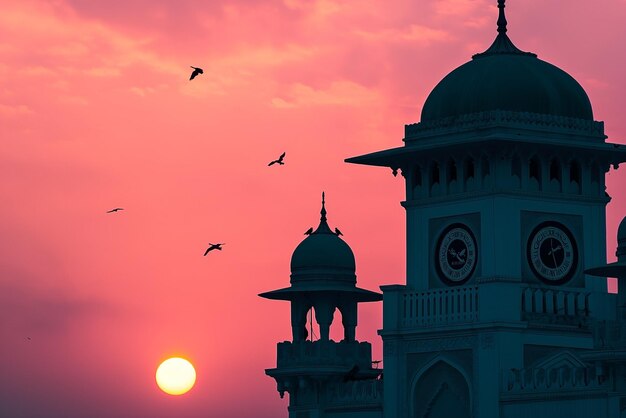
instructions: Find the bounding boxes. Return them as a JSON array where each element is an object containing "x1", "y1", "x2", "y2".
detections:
[{"x1": 346, "y1": 1, "x2": 626, "y2": 417}]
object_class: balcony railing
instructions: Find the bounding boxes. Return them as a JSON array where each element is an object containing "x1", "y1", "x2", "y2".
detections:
[
  {"x1": 401, "y1": 286, "x2": 479, "y2": 327},
  {"x1": 521, "y1": 286, "x2": 590, "y2": 325},
  {"x1": 382, "y1": 282, "x2": 593, "y2": 330}
]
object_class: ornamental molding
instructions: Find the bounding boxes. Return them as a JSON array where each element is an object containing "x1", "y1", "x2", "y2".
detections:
[
  {"x1": 404, "y1": 335, "x2": 477, "y2": 353},
  {"x1": 405, "y1": 110, "x2": 604, "y2": 139}
]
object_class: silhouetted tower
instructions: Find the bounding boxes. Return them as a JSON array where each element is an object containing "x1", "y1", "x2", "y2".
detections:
[
  {"x1": 260, "y1": 193, "x2": 382, "y2": 417},
  {"x1": 346, "y1": 1, "x2": 626, "y2": 417}
]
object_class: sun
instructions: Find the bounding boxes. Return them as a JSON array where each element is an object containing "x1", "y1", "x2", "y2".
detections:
[{"x1": 155, "y1": 357, "x2": 196, "y2": 395}]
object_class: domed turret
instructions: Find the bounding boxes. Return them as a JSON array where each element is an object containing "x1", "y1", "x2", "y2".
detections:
[
  {"x1": 421, "y1": 0, "x2": 593, "y2": 122},
  {"x1": 260, "y1": 193, "x2": 381, "y2": 298},
  {"x1": 290, "y1": 193, "x2": 356, "y2": 286},
  {"x1": 259, "y1": 193, "x2": 382, "y2": 344}
]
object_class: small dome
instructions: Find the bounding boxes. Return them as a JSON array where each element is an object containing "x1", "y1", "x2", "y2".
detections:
[
  {"x1": 258, "y1": 194, "x2": 382, "y2": 303},
  {"x1": 289, "y1": 193, "x2": 357, "y2": 286},
  {"x1": 291, "y1": 233, "x2": 355, "y2": 274},
  {"x1": 421, "y1": 2, "x2": 593, "y2": 122}
]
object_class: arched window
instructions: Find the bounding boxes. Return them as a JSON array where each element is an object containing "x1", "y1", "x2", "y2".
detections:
[
  {"x1": 329, "y1": 307, "x2": 343, "y2": 342},
  {"x1": 447, "y1": 159, "x2": 458, "y2": 193},
  {"x1": 591, "y1": 161, "x2": 600, "y2": 194},
  {"x1": 529, "y1": 156, "x2": 541, "y2": 191},
  {"x1": 413, "y1": 361, "x2": 471, "y2": 418},
  {"x1": 511, "y1": 154, "x2": 521, "y2": 188},
  {"x1": 481, "y1": 156, "x2": 491, "y2": 187},
  {"x1": 413, "y1": 166, "x2": 423, "y2": 197},
  {"x1": 430, "y1": 162, "x2": 441, "y2": 196},
  {"x1": 549, "y1": 158, "x2": 561, "y2": 192},
  {"x1": 569, "y1": 160, "x2": 581, "y2": 194},
  {"x1": 464, "y1": 158, "x2": 475, "y2": 191}
]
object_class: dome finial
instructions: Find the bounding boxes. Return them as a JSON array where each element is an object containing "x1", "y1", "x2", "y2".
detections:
[
  {"x1": 497, "y1": 0, "x2": 507, "y2": 34},
  {"x1": 311, "y1": 191, "x2": 333, "y2": 234},
  {"x1": 472, "y1": 0, "x2": 536, "y2": 59},
  {"x1": 320, "y1": 191, "x2": 327, "y2": 222}
]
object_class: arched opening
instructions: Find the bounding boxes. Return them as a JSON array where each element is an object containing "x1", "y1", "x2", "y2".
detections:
[
  {"x1": 305, "y1": 307, "x2": 319, "y2": 342},
  {"x1": 569, "y1": 160, "x2": 581, "y2": 194},
  {"x1": 447, "y1": 159, "x2": 457, "y2": 193},
  {"x1": 413, "y1": 361, "x2": 471, "y2": 418},
  {"x1": 481, "y1": 156, "x2": 491, "y2": 187},
  {"x1": 549, "y1": 158, "x2": 561, "y2": 192},
  {"x1": 529, "y1": 156, "x2": 541, "y2": 191},
  {"x1": 329, "y1": 307, "x2": 343, "y2": 342},
  {"x1": 591, "y1": 161, "x2": 600, "y2": 194},
  {"x1": 430, "y1": 162, "x2": 441, "y2": 196},
  {"x1": 511, "y1": 154, "x2": 521, "y2": 188},
  {"x1": 413, "y1": 166, "x2": 423, "y2": 197},
  {"x1": 464, "y1": 158, "x2": 475, "y2": 191}
]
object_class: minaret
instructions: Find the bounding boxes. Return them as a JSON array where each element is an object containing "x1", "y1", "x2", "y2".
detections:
[
  {"x1": 344, "y1": 0, "x2": 626, "y2": 417},
  {"x1": 260, "y1": 193, "x2": 382, "y2": 418}
]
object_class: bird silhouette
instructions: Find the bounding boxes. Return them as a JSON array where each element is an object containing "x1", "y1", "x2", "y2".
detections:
[
  {"x1": 268, "y1": 152, "x2": 286, "y2": 166},
  {"x1": 106, "y1": 208, "x2": 124, "y2": 213},
  {"x1": 189, "y1": 66, "x2": 203, "y2": 80},
  {"x1": 334, "y1": 227, "x2": 343, "y2": 236},
  {"x1": 204, "y1": 243, "x2": 225, "y2": 256},
  {"x1": 304, "y1": 227, "x2": 313, "y2": 235}
]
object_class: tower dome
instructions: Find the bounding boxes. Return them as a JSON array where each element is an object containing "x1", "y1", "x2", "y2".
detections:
[
  {"x1": 290, "y1": 193, "x2": 356, "y2": 286},
  {"x1": 259, "y1": 193, "x2": 381, "y2": 301},
  {"x1": 420, "y1": 0, "x2": 593, "y2": 122}
]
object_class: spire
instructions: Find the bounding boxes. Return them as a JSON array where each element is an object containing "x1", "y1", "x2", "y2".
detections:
[
  {"x1": 497, "y1": 0, "x2": 507, "y2": 35},
  {"x1": 472, "y1": 0, "x2": 536, "y2": 59},
  {"x1": 313, "y1": 191, "x2": 333, "y2": 234}
]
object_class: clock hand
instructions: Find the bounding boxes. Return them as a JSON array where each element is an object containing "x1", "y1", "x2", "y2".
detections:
[
  {"x1": 547, "y1": 245, "x2": 563, "y2": 256},
  {"x1": 549, "y1": 239, "x2": 558, "y2": 268}
]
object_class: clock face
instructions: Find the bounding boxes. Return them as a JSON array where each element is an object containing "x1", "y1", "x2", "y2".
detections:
[
  {"x1": 527, "y1": 222, "x2": 578, "y2": 285},
  {"x1": 435, "y1": 223, "x2": 477, "y2": 285}
]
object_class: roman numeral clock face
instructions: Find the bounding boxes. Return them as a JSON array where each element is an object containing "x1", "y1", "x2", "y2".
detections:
[
  {"x1": 435, "y1": 224, "x2": 477, "y2": 285},
  {"x1": 527, "y1": 222, "x2": 578, "y2": 285}
]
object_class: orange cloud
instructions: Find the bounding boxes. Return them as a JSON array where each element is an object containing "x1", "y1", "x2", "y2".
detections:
[
  {"x1": 354, "y1": 24, "x2": 454, "y2": 44},
  {"x1": 271, "y1": 81, "x2": 381, "y2": 108}
]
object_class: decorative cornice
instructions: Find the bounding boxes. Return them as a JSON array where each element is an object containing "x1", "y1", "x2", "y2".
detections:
[{"x1": 405, "y1": 110, "x2": 604, "y2": 139}]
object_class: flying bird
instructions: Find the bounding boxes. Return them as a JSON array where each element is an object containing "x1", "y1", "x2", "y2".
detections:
[
  {"x1": 189, "y1": 66, "x2": 203, "y2": 80},
  {"x1": 334, "y1": 227, "x2": 343, "y2": 236},
  {"x1": 204, "y1": 243, "x2": 225, "y2": 256},
  {"x1": 107, "y1": 208, "x2": 124, "y2": 213},
  {"x1": 268, "y1": 152, "x2": 286, "y2": 166},
  {"x1": 304, "y1": 227, "x2": 313, "y2": 235}
]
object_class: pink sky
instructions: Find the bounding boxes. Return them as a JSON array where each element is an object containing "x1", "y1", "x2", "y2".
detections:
[{"x1": 1, "y1": 1, "x2": 626, "y2": 417}]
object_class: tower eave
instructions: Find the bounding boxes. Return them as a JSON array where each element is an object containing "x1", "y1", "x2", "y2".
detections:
[
  {"x1": 259, "y1": 286, "x2": 382, "y2": 302},
  {"x1": 346, "y1": 138, "x2": 626, "y2": 169}
]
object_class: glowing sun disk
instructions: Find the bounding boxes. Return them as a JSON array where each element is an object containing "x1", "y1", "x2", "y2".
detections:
[{"x1": 156, "y1": 357, "x2": 196, "y2": 395}]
